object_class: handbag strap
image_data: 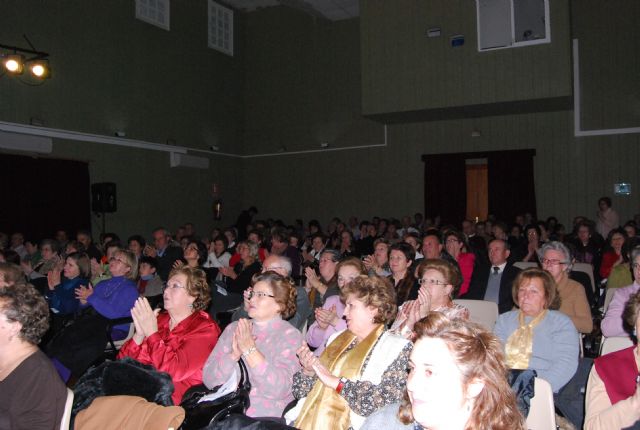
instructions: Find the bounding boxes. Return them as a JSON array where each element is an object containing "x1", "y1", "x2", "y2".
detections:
[{"x1": 237, "y1": 358, "x2": 250, "y2": 391}]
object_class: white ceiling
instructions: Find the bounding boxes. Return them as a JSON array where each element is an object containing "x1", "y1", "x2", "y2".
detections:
[{"x1": 227, "y1": 0, "x2": 359, "y2": 21}]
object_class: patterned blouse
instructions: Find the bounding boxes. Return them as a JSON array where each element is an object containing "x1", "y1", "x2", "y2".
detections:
[
  {"x1": 202, "y1": 316, "x2": 302, "y2": 418},
  {"x1": 292, "y1": 332, "x2": 412, "y2": 418}
]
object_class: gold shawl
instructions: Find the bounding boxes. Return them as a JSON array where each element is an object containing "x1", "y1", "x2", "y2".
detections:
[
  {"x1": 505, "y1": 310, "x2": 547, "y2": 369},
  {"x1": 295, "y1": 324, "x2": 385, "y2": 430}
]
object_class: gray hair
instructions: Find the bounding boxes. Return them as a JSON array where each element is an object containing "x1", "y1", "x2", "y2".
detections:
[
  {"x1": 240, "y1": 240, "x2": 259, "y2": 259},
  {"x1": 267, "y1": 255, "x2": 292, "y2": 276},
  {"x1": 538, "y1": 241, "x2": 573, "y2": 272}
]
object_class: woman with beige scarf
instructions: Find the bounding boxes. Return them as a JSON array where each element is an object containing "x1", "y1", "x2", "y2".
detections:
[
  {"x1": 287, "y1": 275, "x2": 411, "y2": 430},
  {"x1": 494, "y1": 268, "x2": 579, "y2": 393}
]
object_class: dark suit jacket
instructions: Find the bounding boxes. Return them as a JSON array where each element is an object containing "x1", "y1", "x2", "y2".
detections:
[
  {"x1": 156, "y1": 246, "x2": 184, "y2": 281},
  {"x1": 462, "y1": 262, "x2": 521, "y2": 314}
]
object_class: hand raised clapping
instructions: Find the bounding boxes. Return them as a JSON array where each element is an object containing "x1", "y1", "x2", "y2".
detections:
[
  {"x1": 75, "y1": 284, "x2": 94, "y2": 304},
  {"x1": 131, "y1": 297, "x2": 160, "y2": 343}
]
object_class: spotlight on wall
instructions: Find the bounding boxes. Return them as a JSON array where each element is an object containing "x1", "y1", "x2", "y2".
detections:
[{"x1": 0, "y1": 36, "x2": 51, "y2": 85}]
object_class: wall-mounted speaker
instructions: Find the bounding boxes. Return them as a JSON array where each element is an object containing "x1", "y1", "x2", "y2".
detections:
[{"x1": 91, "y1": 182, "x2": 117, "y2": 213}]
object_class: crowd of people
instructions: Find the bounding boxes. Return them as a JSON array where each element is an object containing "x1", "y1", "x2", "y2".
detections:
[{"x1": 1, "y1": 196, "x2": 640, "y2": 429}]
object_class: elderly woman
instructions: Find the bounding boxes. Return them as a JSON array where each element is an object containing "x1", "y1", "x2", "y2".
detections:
[
  {"x1": 21, "y1": 238, "x2": 60, "y2": 280},
  {"x1": 362, "y1": 313, "x2": 525, "y2": 430},
  {"x1": 118, "y1": 266, "x2": 221, "y2": 404},
  {"x1": 391, "y1": 259, "x2": 468, "y2": 339},
  {"x1": 306, "y1": 257, "x2": 367, "y2": 356},
  {"x1": 443, "y1": 230, "x2": 475, "y2": 296},
  {"x1": 494, "y1": 268, "x2": 579, "y2": 393},
  {"x1": 203, "y1": 272, "x2": 301, "y2": 418},
  {"x1": 388, "y1": 242, "x2": 418, "y2": 306},
  {"x1": 585, "y1": 291, "x2": 640, "y2": 429},
  {"x1": 47, "y1": 249, "x2": 139, "y2": 380},
  {"x1": 45, "y1": 251, "x2": 91, "y2": 316},
  {"x1": 0, "y1": 283, "x2": 67, "y2": 428},
  {"x1": 539, "y1": 241, "x2": 593, "y2": 334},
  {"x1": 601, "y1": 246, "x2": 640, "y2": 337},
  {"x1": 288, "y1": 275, "x2": 411, "y2": 430},
  {"x1": 363, "y1": 238, "x2": 391, "y2": 277}
]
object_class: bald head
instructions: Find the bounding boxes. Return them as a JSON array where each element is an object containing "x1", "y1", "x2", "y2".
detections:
[{"x1": 262, "y1": 255, "x2": 292, "y2": 277}]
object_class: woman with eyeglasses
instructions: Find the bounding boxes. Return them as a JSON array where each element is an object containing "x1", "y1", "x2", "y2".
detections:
[
  {"x1": 539, "y1": 241, "x2": 593, "y2": 334},
  {"x1": 390, "y1": 259, "x2": 469, "y2": 339},
  {"x1": 118, "y1": 266, "x2": 220, "y2": 404},
  {"x1": 306, "y1": 257, "x2": 368, "y2": 356},
  {"x1": 203, "y1": 271, "x2": 301, "y2": 418},
  {"x1": 46, "y1": 250, "x2": 140, "y2": 381},
  {"x1": 443, "y1": 230, "x2": 475, "y2": 296}
]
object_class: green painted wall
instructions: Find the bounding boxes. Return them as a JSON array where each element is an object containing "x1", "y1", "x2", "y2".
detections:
[
  {"x1": 0, "y1": 1, "x2": 245, "y2": 238},
  {"x1": 360, "y1": 0, "x2": 572, "y2": 116}
]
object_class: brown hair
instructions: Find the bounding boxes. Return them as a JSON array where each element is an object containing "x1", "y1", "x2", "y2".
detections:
[
  {"x1": 66, "y1": 252, "x2": 91, "y2": 279},
  {"x1": 623, "y1": 291, "x2": 640, "y2": 337},
  {"x1": 511, "y1": 267, "x2": 559, "y2": 310},
  {"x1": 336, "y1": 257, "x2": 367, "y2": 280},
  {"x1": 0, "y1": 283, "x2": 50, "y2": 344},
  {"x1": 0, "y1": 262, "x2": 24, "y2": 286},
  {"x1": 252, "y1": 271, "x2": 297, "y2": 319},
  {"x1": 340, "y1": 275, "x2": 397, "y2": 324},
  {"x1": 398, "y1": 312, "x2": 525, "y2": 430},
  {"x1": 417, "y1": 258, "x2": 462, "y2": 297},
  {"x1": 167, "y1": 266, "x2": 211, "y2": 311}
]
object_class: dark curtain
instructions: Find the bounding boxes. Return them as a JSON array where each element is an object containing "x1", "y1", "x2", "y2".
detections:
[
  {"x1": 0, "y1": 154, "x2": 90, "y2": 241},
  {"x1": 488, "y1": 149, "x2": 537, "y2": 222},
  {"x1": 423, "y1": 154, "x2": 467, "y2": 226}
]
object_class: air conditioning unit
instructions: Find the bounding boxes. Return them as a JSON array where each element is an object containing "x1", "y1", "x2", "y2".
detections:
[
  {"x1": 0, "y1": 131, "x2": 52, "y2": 154},
  {"x1": 169, "y1": 152, "x2": 210, "y2": 169}
]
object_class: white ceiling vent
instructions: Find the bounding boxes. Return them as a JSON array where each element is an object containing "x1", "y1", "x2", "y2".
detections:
[{"x1": 169, "y1": 152, "x2": 210, "y2": 169}]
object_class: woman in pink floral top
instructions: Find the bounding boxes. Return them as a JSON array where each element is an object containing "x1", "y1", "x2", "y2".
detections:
[
  {"x1": 202, "y1": 272, "x2": 301, "y2": 418},
  {"x1": 306, "y1": 257, "x2": 367, "y2": 356}
]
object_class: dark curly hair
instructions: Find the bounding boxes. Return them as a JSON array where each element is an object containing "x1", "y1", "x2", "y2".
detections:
[
  {"x1": 167, "y1": 266, "x2": 211, "y2": 311},
  {"x1": 0, "y1": 283, "x2": 50, "y2": 344},
  {"x1": 340, "y1": 275, "x2": 397, "y2": 324},
  {"x1": 252, "y1": 271, "x2": 297, "y2": 319}
]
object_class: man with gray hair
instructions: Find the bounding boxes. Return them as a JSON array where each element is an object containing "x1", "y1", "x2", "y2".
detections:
[{"x1": 231, "y1": 254, "x2": 312, "y2": 331}]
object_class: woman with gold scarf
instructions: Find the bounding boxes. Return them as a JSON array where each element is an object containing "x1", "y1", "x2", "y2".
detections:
[
  {"x1": 286, "y1": 275, "x2": 411, "y2": 430},
  {"x1": 494, "y1": 268, "x2": 579, "y2": 393}
]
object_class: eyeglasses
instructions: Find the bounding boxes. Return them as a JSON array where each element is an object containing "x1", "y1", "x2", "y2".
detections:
[
  {"x1": 540, "y1": 258, "x2": 567, "y2": 266},
  {"x1": 248, "y1": 290, "x2": 275, "y2": 300},
  {"x1": 338, "y1": 275, "x2": 358, "y2": 284},
  {"x1": 418, "y1": 278, "x2": 449, "y2": 286},
  {"x1": 163, "y1": 283, "x2": 184, "y2": 291},
  {"x1": 109, "y1": 257, "x2": 130, "y2": 266}
]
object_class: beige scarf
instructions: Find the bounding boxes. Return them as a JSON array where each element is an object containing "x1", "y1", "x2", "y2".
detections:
[{"x1": 505, "y1": 310, "x2": 547, "y2": 369}]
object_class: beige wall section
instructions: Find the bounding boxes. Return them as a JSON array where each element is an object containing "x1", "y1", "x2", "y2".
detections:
[{"x1": 360, "y1": 0, "x2": 572, "y2": 115}]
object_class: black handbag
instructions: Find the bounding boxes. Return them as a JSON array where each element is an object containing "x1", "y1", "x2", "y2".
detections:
[{"x1": 179, "y1": 359, "x2": 251, "y2": 430}]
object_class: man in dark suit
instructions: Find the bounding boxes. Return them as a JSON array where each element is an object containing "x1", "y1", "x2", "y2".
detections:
[
  {"x1": 143, "y1": 227, "x2": 183, "y2": 282},
  {"x1": 462, "y1": 238, "x2": 520, "y2": 314}
]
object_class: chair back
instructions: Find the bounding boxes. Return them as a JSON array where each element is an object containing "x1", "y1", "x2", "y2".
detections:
[
  {"x1": 60, "y1": 388, "x2": 74, "y2": 430},
  {"x1": 453, "y1": 299, "x2": 499, "y2": 330},
  {"x1": 514, "y1": 261, "x2": 539, "y2": 270},
  {"x1": 573, "y1": 263, "x2": 595, "y2": 293},
  {"x1": 600, "y1": 336, "x2": 634, "y2": 356},
  {"x1": 603, "y1": 288, "x2": 617, "y2": 314},
  {"x1": 526, "y1": 378, "x2": 556, "y2": 430}
]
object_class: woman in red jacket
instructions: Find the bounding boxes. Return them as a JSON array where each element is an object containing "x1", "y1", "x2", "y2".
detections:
[{"x1": 118, "y1": 266, "x2": 221, "y2": 404}]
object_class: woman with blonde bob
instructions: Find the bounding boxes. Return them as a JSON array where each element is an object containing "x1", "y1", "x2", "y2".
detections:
[
  {"x1": 363, "y1": 312, "x2": 525, "y2": 430},
  {"x1": 289, "y1": 275, "x2": 411, "y2": 430}
]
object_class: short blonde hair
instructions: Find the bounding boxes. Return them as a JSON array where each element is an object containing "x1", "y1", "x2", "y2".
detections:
[
  {"x1": 168, "y1": 266, "x2": 211, "y2": 311},
  {"x1": 341, "y1": 275, "x2": 397, "y2": 324}
]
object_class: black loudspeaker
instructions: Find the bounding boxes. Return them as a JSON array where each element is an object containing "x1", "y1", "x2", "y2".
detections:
[{"x1": 91, "y1": 182, "x2": 117, "y2": 213}]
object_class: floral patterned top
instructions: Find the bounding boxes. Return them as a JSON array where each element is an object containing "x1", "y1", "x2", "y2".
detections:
[
  {"x1": 202, "y1": 316, "x2": 302, "y2": 418},
  {"x1": 292, "y1": 332, "x2": 412, "y2": 418}
]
